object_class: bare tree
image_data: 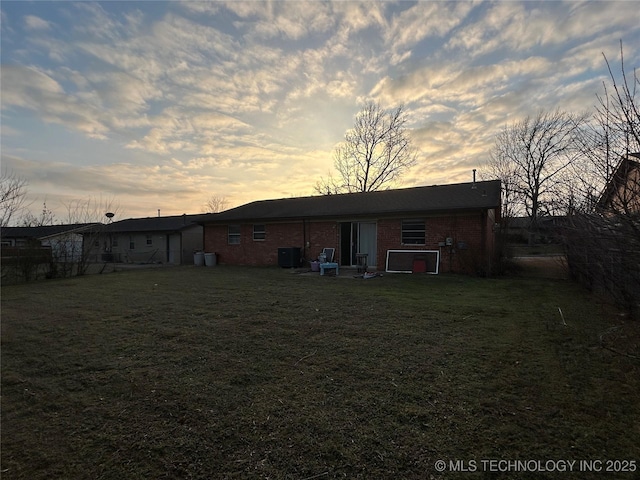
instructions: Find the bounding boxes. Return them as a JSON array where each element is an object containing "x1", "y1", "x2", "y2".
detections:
[
  {"x1": 20, "y1": 202, "x2": 57, "y2": 227},
  {"x1": 51, "y1": 196, "x2": 122, "y2": 277},
  {"x1": 570, "y1": 44, "x2": 640, "y2": 215},
  {"x1": 489, "y1": 109, "x2": 587, "y2": 236},
  {"x1": 600, "y1": 41, "x2": 640, "y2": 155},
  {"x1": 561, "y1": 41, "x2": 640, "y2": 317},
  {"x1": 204, "y1": 195, "x2": 229, "y2": 213},
  {"x1": 592, "y1": 42, "x2": 640, "y2": 216},
  {"x1": 0, "y1": 169, "x2": 29, "y2": 227},
  {"x1": 482, "y1": 151, "x2": 523, "y2": 220},
  {"x1": 315, "y1": 102, "x2": 418, "y2": 194}
]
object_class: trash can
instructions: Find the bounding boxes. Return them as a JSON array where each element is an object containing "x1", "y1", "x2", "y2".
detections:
[
  {"x1": 194, "y1": 251, "x2": 205, "y2": 266},
  {"x1": 310, "y1": 260, "x2": 320, "y2": 272},
  {"x1": 204, "y1": 252, "x2": 216, "y2": 267}
]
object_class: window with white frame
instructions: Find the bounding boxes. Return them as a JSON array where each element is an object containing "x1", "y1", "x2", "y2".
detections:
[
  {"x1": 401, "y1": 219, "x2": 425, "y2": 245},
  {"x1": 253, "y1": 224, "x2": 266, "y2": 241},
  {"x1": 228, "y1": 225, "x2": 241, "y2": 244},
  {"x1": 146, "y1": 234, "x2": 153, "y2": 245}
]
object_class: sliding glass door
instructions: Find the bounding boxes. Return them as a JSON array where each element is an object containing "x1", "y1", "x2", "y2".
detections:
[{"x1": 340, "y1": 222, "x2": 377, "y2": 266}]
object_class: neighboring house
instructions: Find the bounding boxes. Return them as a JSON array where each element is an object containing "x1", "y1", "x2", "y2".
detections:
[
  {"x1": 1, "y1": 223, "x2": 99, "y2": 261},
  {"x1": 1, "y1": 223, "x2": 101, "y2": 281},
  {"x1": 597, "y1": 153, "x2": 640, "y2": 215},
  {"x1": 100, "y1": 214, "x2": 206, "y2": 265},
  {"x1": 200, "y1": 179, "x2": 502, "y2": 274}
]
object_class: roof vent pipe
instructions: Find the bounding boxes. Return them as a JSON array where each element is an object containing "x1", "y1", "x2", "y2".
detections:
[{"x1": 472, "y1": 169, "x2": 477, "y2": 189}]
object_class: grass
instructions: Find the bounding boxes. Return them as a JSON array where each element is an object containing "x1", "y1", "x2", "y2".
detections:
[{"x1": 2, "y1": 266, "x2": 639, "y2": 479}]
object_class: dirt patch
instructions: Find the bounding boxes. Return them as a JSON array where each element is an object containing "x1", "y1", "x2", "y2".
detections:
[{"x1": 513, "y1": 255, "x2": 568, "y2": 279}]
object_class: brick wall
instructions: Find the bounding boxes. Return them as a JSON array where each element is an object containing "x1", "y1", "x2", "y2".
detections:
[
  {"x1": 204, "y1": 210, "x2": 496, "y2": 273},
  {"x1": 376, "y1": 212, "x2": 491, "y2": 273},
  {"x1": 204, "y1": 220, "x2": 340, "y2": 266}
]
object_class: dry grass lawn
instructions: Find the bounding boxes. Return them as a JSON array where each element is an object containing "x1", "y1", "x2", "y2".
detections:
[{"x1": 1, "y1": 266, "x2": 639, "y2": 479}]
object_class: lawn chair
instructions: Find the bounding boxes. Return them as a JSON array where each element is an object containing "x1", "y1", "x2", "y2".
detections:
[{"x1": 319, "y1": 248, "x2": 338, "y2": 276}]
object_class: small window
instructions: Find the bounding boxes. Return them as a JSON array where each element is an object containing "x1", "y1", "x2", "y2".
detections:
[
  {"x1": 402, "y1": 219, "x2": 425, "y2": 245},
  {"x1": 146, "y1": 235, "x2": 153, "y2": 245},
  {"x1": 112, "y1": 237, "x2": 118, "y2": 247},
  {"x1": 129, "y1": 236, "x2": 135, "y2": 250},
  {"x1": 253, "y1": 224, "x2": 266, "y2": 241},
  {"x1": 228, "y1": 225, "x2": 241, "y2": 244}
]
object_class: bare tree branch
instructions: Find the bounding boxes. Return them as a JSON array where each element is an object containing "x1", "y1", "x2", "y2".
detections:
[
  {"x1": 315, "y1": 102, "x2": 418, "y2": 194},
  {"x1": 488, "y1": 109, "x2": 587, "y2": 232},
  {"x1": 20, "y1": 202, "x2": 57, "y2": 227},
  {"x1": 562, "y1": 41, "x2": 640, "y2": 318},
  {"x1": 203, "y1": 195, "x2": 229, "y2": 213},
  {"x1": 0, "y1": 169, "x2": 30, "y2": 227}
]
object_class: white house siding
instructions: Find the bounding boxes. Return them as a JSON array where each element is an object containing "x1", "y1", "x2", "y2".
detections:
[
  {"x1": 101, "y1": 224, "x2": 203, "y2": 264},
  {"x1": 42, "y1": 233, "x2": 84, "y2": 262},
  {"x1": 108, "y1": 233, "x2": 166, "y2": 263}
]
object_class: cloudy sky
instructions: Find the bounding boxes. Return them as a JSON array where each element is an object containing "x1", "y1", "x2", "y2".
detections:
[{"x1": 1, "y1": 1, "x2": 639, "y2": 222}]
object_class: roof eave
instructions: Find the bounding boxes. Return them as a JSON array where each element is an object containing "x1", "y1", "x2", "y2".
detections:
[{"x1": 202, "y1": 204, "x2": 500, "y2": 224}]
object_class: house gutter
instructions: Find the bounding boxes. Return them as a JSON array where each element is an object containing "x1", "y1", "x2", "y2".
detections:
[
  {"x1": 303, "y1": 219, "x2": 308, "y2": 260},
  {"x1": 200, "y1": 206, "x2": 500, "y2": 225}
]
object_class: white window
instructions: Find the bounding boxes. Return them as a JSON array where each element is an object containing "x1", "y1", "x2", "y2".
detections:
[
  {"x1": 228, "y1": 225, "x2": 241, "y2": 244},
  {"x1": 253, "y1": 224, "x2": 266, "y2": 241},
  {"x1": 402, "y1": 219, "x2": 425, "y2": 245}
]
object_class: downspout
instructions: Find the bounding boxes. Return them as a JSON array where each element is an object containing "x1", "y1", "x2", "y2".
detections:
[
  {"x1": 481, "y1": 210, "x2": 487, "y2": 273},
  {"x1": 302, "y1": 219, "x2": 308, "y2": 262}
]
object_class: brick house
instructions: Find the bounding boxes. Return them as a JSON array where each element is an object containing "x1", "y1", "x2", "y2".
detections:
[{"x1": 201, "y1": 179, "x2": 501, "y2": 274}]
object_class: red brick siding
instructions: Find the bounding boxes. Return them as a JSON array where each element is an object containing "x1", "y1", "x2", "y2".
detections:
[
  {"x1": 204, "y1": 211, "x2": 496, "y2": 273},
  {"x1": 306, "y1": 221, "x2": 341, "y2": 263},
  {"x1": 377, "y1": 212, "x2": 492, "y2": 273},
  {"x1": 204, "y1": 221, "x2": 340, "y2": 266}
]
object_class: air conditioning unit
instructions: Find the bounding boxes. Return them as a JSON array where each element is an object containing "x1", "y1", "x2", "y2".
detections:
[{"x1": 278, "y1": 247, "x2": 301, "y2": 268}]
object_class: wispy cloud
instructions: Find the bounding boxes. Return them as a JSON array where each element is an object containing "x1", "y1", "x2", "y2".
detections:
[
  {"x1": 1, "y1": 1, "x2": 638, "y2": 221},
  {"x1": 24, "y1": 15, "x2": 51, "y2": 31}
]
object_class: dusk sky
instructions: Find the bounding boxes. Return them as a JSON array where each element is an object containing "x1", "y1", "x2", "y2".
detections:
[{"x1": 1, "y1": 1, "x2": 639, "y2": 222}]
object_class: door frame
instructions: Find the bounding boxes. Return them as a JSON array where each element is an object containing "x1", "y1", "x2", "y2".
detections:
[{"x1": 339, "y1": 221, "x2": 377, "y2": 267}]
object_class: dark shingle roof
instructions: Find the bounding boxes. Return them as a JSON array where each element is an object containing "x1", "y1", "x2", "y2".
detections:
[
  {"x1": 204, "y1": 180, "x2": 501, "y2": 223},
  {"x1": 1, "y1": 223, "x2": 99, "y2": 240},
  {"x1": 103, "y1": 214, "x2": 208, "y2": 233},
  {"x1": 1, "y1": 215, "x2": 208, "y2": 238}
]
